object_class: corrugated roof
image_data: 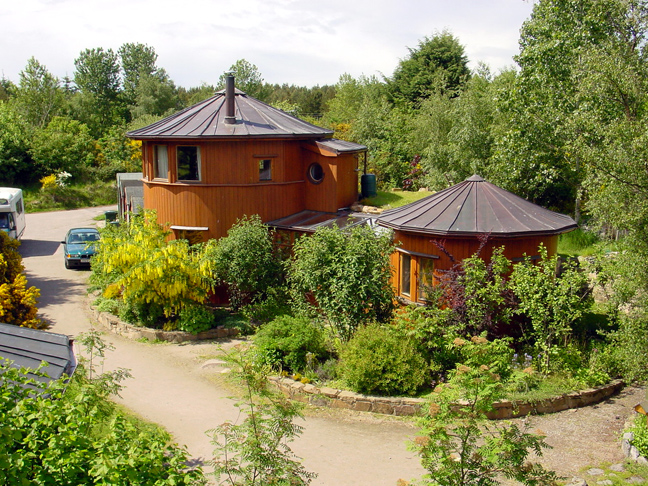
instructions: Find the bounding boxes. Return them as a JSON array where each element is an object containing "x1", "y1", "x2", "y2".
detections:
[
  {"x1": 0, "y1": 323, "x2": 77, "y2": 386},
  {"x1": 127, "y1": 88, "x2": 333, "y2": 140},
  {"x1": 377, "y1": 175, "x2": 578, "y2": 237}
]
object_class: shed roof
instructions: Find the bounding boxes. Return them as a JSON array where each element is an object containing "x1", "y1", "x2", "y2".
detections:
[
  {"x1": 0, "y1": 323, "x2": 77, "y2": 386},
  {"x1": 377, "y1": 175, "x2": 578, "y2": 237},
  {"x1": 127, "y1": 89, "x2": 333, "y2": 140},
  {"x1": 267, "y1": 210, "x2": 372, "y2": 233}
]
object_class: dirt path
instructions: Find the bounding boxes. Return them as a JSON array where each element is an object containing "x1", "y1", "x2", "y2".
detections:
[{"x1": 19, "y1": 207, "x2": 645, "y2": 485}]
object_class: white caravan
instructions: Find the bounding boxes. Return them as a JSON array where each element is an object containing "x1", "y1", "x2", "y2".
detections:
[{"x1": 0, "y1": 188, "x2": 26, "y2": 240}]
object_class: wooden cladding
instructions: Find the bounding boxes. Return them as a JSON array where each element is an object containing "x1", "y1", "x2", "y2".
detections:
[
  {"x1": 141, "y1": 138, "x2": 360, "y2": 240},
  {"x1": 390, "y1": 230, "x2": 559, "y2": 303},
  {"x1": 145, "y1": 181, "x2": 305, "y2": 241}
]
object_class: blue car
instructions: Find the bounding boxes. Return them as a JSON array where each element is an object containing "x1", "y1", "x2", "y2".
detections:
[{"x1": 62, "y1": 228, "x2": 100, "y2": 269}]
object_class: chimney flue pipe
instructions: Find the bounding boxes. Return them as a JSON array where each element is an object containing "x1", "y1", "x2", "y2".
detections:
[{"x1": 224, "y1": 72, "x2": 236, "y2": 125}]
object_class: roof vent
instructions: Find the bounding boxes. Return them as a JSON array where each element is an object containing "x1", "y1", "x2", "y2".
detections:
[{"x1": 224, "y1": 72, "x2": 236, "y2": 125}]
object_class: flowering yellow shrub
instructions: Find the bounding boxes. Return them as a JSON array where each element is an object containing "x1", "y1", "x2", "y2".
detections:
[
  {"x1": 40, "y1": 174, "x2": 57, "y2": 190},
  {"x1": 0, "y1": 273, "x2": 46, "y2": 329}
]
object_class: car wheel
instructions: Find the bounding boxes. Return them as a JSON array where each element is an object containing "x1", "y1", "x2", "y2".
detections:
[{"x1": 65, "y1": 259, "x2": 70, "y2": 269}]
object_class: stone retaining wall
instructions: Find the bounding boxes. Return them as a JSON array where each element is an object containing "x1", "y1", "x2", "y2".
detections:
[
  {"x1": 88, "y1": 305, "x2": 239, "y2": 343},
  {"x1": 270, "y1": 376, "x2": 625, "y2": 419}
]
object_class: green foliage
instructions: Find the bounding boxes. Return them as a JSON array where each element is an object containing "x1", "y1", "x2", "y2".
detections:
[
  {"x1": 178, "y1": 304, "x2": 216, "y2": 334},
  {"x1": 411, "y1": 365, "x2": 559, "y2": 486},
  {"x1": 252, "y1": 316, "x2": 329, "y2": 373},
  {"x1": 289, "y1": 224, "x2": 395, "y2": 341},
  {"x1": 390, "y1": 305, "x2": 460, "y2": 378},
  {"x1": 203, "y1": 215, "x2": 283, "y2": 311},
  {"x1": 510, "y1": 245, "x2": 591, "y2": 374},
  {"x1": 29, "y1": 116, "x2": 96, "y2": 179},
  {"x1": 389, "y1": 29, "x2": 470, "y2": 105},
  {"x1": 0, "y1": 332, "x2": 204, "y2": 485},
  {"x1": 0, "y1": 101, "x2": 33, "y2": 185},
  {"x1": 338, "y1": 323, "x2": 428, "y2": 396},
  {"x1": 208, "y1": 347, "x2": 316, "y2": 486},
  {"x1": 218, "y1": 59, "x2": 272, "y2": 102},
  {"x1": 14, "y1": 56, "x2": 65, "y2": 128},
  {"x1": 558, "y1": 228, "x2": 600, "y2": 256},
  {"x1": 630, "y1": 416, "x2": 648, "y2": 459},
  {"x1": 240, "y1": 286, "x2": 292, "y2": 325},
  {"x1": 360, "y1": 189, "x2": 433, "y2": 208}
]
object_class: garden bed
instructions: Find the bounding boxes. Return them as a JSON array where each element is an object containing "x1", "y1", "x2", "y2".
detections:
[
  {"x1": 89, "y1": 304, "x2": 240, "y2": 343},
  {"x1": 270, "y1": 375, "x2": 625, "y2": 419}
]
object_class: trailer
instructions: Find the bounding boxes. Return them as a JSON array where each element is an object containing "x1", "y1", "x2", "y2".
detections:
[{"x1": 0, "y1": 188, "x2": 26, "y2": 240}]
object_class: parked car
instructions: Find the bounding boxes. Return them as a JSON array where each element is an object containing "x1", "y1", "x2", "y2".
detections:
[{"x1": 62, "y1": 228, "x2": 100, "y2": 269}]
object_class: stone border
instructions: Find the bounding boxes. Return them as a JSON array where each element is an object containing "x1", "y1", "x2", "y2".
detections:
[
  {"x1": 87, "y1": 302, "x2": 624, "y2": 419},
  {"x1": 270, "y1": 376, "x2": 625, "y2": 418},
  {"x1": 622, "y1": 432, "x2": 648, "y2": 465},
  {"x1": 88, "y1": 305, "x2": 239, "y2": 343}
]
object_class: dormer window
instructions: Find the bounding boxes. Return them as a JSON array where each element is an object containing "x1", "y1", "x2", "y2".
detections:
[{"x1": 259, "y1": 159, "x2": 272, "y2": 181}]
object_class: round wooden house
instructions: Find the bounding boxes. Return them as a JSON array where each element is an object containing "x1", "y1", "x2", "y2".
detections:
[
  {"x1": 126, "y1": 75, "x2": 366, "y2": 242},
  {"x1": 377, "y1": 175, "x2": 578, "y2": 304}
]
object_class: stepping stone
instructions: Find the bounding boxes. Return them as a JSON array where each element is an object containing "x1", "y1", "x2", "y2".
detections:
[
  {"x1": 626, "y1": 476, "x2": 645, "y2": 484},
  {"x1": 568, "y1": 478, "x2": 588, "y2": 486},
  {"x1": 588, "y1": 468, "x2": 605, "y2": 476},
  {"x1": 610, "y1": 464, "x2": 626, "y2": 472},
  {"x1": 201, "y1": 359, "x2": 228, "y2": 370},
  {"x1": 596, "y1": 481, "x2": 612, "y2": 486}
]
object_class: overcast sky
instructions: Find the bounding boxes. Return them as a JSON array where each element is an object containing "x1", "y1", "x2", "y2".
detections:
[{"x1": 1, "y1": 0, "x2": 536, "y2": 89}]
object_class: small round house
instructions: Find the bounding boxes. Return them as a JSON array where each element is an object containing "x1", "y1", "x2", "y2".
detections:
[{"x1": 377, "y1": 175, "x2": 578, "y2": 304}]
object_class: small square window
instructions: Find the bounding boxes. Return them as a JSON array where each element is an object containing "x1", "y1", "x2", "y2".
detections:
[{"x1": 259, "y1": 159, "x2": 272, "y2": 181}]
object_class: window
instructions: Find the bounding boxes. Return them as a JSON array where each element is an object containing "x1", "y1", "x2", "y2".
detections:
[
  {"x1": 400, "y1": 253, "x2": 411, "y2": 297},
  {"x1": 307, "y1": 162, "x2": 324, "y2": 184},
  {"x1": 15, "y1": 198, "x2": 23, "y2": 214},
  {"x1": 177, "y1": 146, "x2": 201, "y2": 181},
  {"x1": 259, "y1": 159, "x2": 272, "y2": 181},
  {"x1": 154, "y1": 145, "x2": 168, "y2": 179},
  {"x1": 418, "y1": 257, "x2": 434, "y2": 302}
]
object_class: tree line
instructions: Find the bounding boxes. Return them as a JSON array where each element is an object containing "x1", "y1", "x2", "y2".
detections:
[{"x1": 1, "y1": 0, "x2": 647, "y2": 268}]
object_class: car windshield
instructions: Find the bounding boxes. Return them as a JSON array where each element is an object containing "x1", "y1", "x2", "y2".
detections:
[{"x1": 69, "y1": 232, "x2": 99, "y2": 244}]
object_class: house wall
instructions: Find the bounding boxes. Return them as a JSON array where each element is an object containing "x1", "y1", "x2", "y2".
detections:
[
  {"x1": 141, "y1": 139, "x2": 360, "y2": 240},
  {"x1": 389, "y1": 230, "x2": 559, "y2": 303}
]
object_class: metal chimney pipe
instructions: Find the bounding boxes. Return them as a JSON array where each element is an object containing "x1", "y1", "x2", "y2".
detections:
[{"x1": 224, "y1": 73, "x2": 236, "y2": 125}]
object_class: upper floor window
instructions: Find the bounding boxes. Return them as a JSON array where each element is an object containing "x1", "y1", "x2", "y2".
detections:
[
  {"x1": 177, "y1": 146, "x2": 201, "y2": 181},
  {"x1": 259, "y1": 159, "x2": 272, "y2": 181},
  {"x1": 154, "y1": 145, "x2": 168, "y2": 179}
]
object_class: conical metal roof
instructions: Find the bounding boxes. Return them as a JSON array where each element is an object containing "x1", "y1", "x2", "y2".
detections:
[
  {"x1": 377, "y1": 175, "x2": 578, "y2": 237},
  {"x1": 127, "y1": 88, "x2": 334, "y2": 140}
]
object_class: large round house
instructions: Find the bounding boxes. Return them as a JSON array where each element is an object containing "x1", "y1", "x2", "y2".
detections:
[
  {"x1": 126, "y1": 74, "x2": 367, "y2": 242},
  {"x1": 377, "y1": 175, "x2": 578, "y2": 304}
]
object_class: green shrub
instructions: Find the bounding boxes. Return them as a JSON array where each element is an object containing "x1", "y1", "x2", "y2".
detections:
[
  {"x1": 119, "y1": 300, "x2": 165, "y2": 328},
  {"x1": 240, "y1": 286, "x2": 292, "y2": 324},
  {"x1": 338, "y1": 323, "x2": 428, "y2": 396},
  {"x1": 178, "y1": 305, "x2": 215, "y2": 334},
  {"x1": 390, "y1": 305, "x2": 461, "y2": 378},
  {"x1": 631, "y1": 416, "x2": 648, "y2": 458},
  {"x1": 451, "y1": 334, "x2": 515, "y2": 382},
  {"x1": 253, "y1": 316, "x2": 329, "y2": 373}
]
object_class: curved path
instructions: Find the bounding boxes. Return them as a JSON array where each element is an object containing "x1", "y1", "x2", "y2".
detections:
[{"x1": 20, "y1": 207, "x2": 426, "y2": 485}]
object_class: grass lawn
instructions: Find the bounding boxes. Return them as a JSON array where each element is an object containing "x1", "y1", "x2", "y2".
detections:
[{"x1": 361, "y1": 189, "x2": 433, "y2": 209}]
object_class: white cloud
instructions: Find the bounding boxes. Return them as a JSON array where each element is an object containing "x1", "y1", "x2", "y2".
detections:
[{"x1": 0, "y1": 0, "x2": 535, "y2": 88}]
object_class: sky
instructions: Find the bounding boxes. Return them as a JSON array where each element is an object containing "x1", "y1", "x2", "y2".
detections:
[{"x1": 1, "y1": 0, "x2": 536, "y2": 89}]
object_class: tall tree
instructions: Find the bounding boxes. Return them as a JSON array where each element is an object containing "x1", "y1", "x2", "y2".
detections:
[
  {"x1": 14, "y1": 57, "x2": 64, "y2": 128},
  {"x1": 218, "y1": 59, "x2": 271, "y2": 101},
  {"x1": 389, "y1": 30, "x2": 470, "y2": 106},
  {"x1": 73, "y1": 47, "x2": 123, "y2": 136},
  {"x1": 491, "y1": 0, "x2": 625, "y2": 214}
]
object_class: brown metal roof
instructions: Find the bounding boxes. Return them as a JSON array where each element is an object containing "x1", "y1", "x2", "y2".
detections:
[
  {"x1": 377, "y1": 175, "x2": 578, "y2": 237},
  {"x1": 127, "y1": 88, "x2": 334, "y2": 140}
]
